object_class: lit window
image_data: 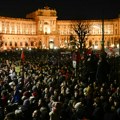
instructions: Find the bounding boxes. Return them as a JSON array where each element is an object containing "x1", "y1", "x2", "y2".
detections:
[
  {"x1": 10, "y1": 41, "x2": 12, "y2": 46},
  {"x1": 89, "y1": 41, "x2": 92, "y2": 47},
  {"x1": 31, "y1": 41, "x2": 34, "y2": 46},
  {"x1": 15, "y1": 42, "x2": 17, "y2": 47},
  {"x1": 5, "y1": 42, "x2": 7, "y2": 46},
  {"x1": 20, "y1": 42, "x2": 22, "y2": 46},
  {"x1": 25, "y1": 42, "x2": 28, "y2": 46},
  {"x1": 95, "y1": 41, "x2": 98, "y2": 45}
]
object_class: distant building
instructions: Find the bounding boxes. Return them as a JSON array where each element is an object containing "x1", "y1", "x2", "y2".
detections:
[{"x1": 0, "y1": 6, "x2": 119, "y2": 50}]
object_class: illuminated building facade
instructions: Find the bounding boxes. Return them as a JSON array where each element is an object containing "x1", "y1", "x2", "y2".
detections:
[{"x1": 0, "y1": 6, "x2": 119, "y2": 50}]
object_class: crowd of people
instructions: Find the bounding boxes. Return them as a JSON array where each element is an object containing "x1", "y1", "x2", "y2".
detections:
[{"x1": 0, "y1": 49, "x2": 120, "y2": 120}]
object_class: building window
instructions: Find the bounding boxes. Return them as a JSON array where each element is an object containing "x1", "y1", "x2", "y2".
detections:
[
  {"x1": 107, "y1": 41, "x2": 110, "y2": 47},
  {"x1": 5, "y1": 42, "x2": 7, "y2": 46},
  {"x1": 15, "y1": 42, "x2": 17, "y2": 47},
  {"x1": 115, "y1": 29, "x2": 118, "y2": 35},
  {"x1": 95, "y1": 41, "x2": 98, "y2": 45},
  {"x1": 25, "y1": 42, "x2": 28, "y2": 46},
  {"x1": 114, "y1": 41, "x2": 118, "y2": 48},
  {"x1": 89, "y1": 41, "x2": 92, "y2": 47},
  {"x1": 31, "y1": 41, "x2": 34, "y2": 46},
  {"x1": 20, "y1": 42, "x2": 22, "y2": 46},
  {"x1": 45, "y1": 27, "x2": 48, "y2": 34},
  {"x1": 9, "y1": 41, "x2": 12, "y2": 46}
]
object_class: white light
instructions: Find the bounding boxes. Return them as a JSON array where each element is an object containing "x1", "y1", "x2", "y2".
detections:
[
  {"x1": 111, "y1": 44, "x2": 114, "y2": 47},
  {"x1": 65, "y1": 40, "x2": 67, "y2": 43},
  {"x1": 54, "y1": 46, "x2": 58, "y2": 49},
  {"x1": 44, "y1": 26, "x2": 51, "y2": 34},
  {"x1": 92, "y1": 25, "x2": 100, "y2": 28},
  {"x1": 49, "y1": 38, "x2": 53, "y2": 42},
  {"x1": 117, "y1": 44, "x2": 119, "y2": 48},
  {"x1": 20, "y1": 48, "x2": 23, "y2": 50},
  {"x1": 94, "y1": 45, "x2": 98, "y2": 49},
  {"x1": 29, "y1": 48, "x2": 31, "y2": 50},
  {"x1": 16, "y1": 48, "x2": 18, "y2": 50}
]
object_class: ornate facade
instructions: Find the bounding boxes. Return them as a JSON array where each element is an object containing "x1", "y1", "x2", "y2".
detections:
[{"x1": 0, "y1": 6, "x2": 119, "y2": 50}]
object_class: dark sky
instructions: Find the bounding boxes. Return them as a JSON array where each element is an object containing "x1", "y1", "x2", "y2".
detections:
[{"x1": 0, "y1": 0, "x2": 119, "y2": 20}]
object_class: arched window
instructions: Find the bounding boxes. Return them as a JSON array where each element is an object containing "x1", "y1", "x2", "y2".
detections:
[
  {"x1": 25, "y1": 42, "x2": 28, "y2": 46},
  {"x1": 31, "y1": 41, "x2": 34, "y2": 46},
  {"x1": 89, "y1": 40, "x2": 92, "y2": 47},
  {"x1": 15, "y1": 42, "x2": 17, "y2": 47},
  {"x1": 20, "y1": 42, "x2": 22, "y2": 46},
  {"x1": 10, "y1": 41, "x2": 12, "y2": 46}
]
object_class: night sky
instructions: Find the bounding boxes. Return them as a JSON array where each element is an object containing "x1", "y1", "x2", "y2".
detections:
[{"x1": 0, "y1": 0, "x2": 119, "y2": 20}]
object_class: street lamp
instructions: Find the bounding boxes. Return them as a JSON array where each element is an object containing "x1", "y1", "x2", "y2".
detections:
[
  {"x1": 94, "y1": 45, "x2": 98, "y2": 50},
  {"x1": 101, "y1": 18, "x2": 105, "y2": 51},
  {"x1": 119, "y1": 39, "x2": 120, "y2": 56}
]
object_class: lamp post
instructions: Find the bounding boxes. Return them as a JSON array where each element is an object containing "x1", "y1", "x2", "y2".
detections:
[
  {"x1": 101, "y1": 17, "x2": 105, "y2": 52},
  {"x1": 119, "y1": 39, "x2": 120, "y2": 56}
]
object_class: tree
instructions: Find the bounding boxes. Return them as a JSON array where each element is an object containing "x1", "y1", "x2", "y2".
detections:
[
  {"x1": 71, "y1": 20, "x2": 90, "y2": 55},
  {"x1": 69, "y1": 34, "x2": 77, "y2": 50},
  {"x1": 70, "y1": 21, "x2": 90, "y2": 79}
]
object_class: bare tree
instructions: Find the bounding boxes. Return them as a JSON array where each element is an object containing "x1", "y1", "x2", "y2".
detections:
[
  {"x1": 69, "y1": 34, "x2": 77, "y2": 50},
  {"x1": 70, "y1": 21, "x2": 90, "y2": 78},
  {"x1": 71, "y1": 20, "x2": 90, "y2": 54}
]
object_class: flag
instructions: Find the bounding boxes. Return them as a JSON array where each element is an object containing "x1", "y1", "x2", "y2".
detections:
[
  {"x1": 73, "y1": 60, "x2": 77, "y2": 68},
  {"x1": 21, "y1": 50, "x2": 25, "y2": 61}
]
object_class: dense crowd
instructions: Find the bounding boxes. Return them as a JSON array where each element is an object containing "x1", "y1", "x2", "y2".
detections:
[{"x1": 0, "y1": 49, "x2": 120, "y2": 120}]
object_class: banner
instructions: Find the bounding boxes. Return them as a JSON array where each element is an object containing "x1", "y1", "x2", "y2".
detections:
[
  {"x1": 73, "y1": 60, "x2": 77, "y2": 68},
  {"x1": 21, "y1": 50, "x2": 25, "y2": 61},
  {"x1": 15, "y1": 66, "x2": 20, "y2": 75}
]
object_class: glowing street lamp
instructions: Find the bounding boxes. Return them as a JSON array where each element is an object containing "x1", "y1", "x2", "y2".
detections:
[
  {"x1": 119, "y1": 39, "x2": 120, "y2": 55},
  {"x1": 111, "y1": 44, "x2": 114, "y2": 48},
  {"x1": 117, "y1": 44, "x2": 119, "y2": 48},
  {"x1": 94, "y1": 45, "x2": 98, "y2": 50}
]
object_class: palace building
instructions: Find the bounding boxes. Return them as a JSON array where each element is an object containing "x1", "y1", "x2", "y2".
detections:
[{"x1": 0, "y1": 6, "x2": 119, "y2": 50}]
